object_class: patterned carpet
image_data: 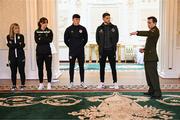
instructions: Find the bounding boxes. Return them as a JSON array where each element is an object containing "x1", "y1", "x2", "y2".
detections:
[
  {"x1": 0, "y1": 92, "x2": 179, "y2": 120},
  {"x1": 0, "y1": 84, "x2": 179, "y2": 91}
]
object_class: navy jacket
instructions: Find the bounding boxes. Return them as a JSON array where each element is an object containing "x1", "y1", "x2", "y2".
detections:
[
  {"x1": 137, "y1": 26, "x2": 159, "y2": 62},
  {"x1": 64, "y1": 24, "x2": 88, "y2": 56}
]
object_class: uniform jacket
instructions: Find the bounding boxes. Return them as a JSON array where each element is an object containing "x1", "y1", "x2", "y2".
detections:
[{"x1": 137, "y1": 26, "x2": 160, "y2": 62}]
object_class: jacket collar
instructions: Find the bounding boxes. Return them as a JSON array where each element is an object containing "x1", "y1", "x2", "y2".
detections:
[
  {"x1": 101, "y1": 22, "x2": 112, "y2": 27},
  {"x1": 38, "y1": 27, "x2": 49, "y2": 31},
  {"x1": 71, "y1": 24, "x2": 80, "y2": 27},
  {"x1": 150, "y1": 26, "x2": 157, "y2": 30}
]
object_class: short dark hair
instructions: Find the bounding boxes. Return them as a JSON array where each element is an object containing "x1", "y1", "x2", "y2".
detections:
[
  {"x1": 147, "y1": 16, "x2": 157, "y2": 23},
  {"x1": 72, "y1": 14, "x2": 80, "y2": 19},
  {"x1": 102, "y1": 13, "x2": 110, "y2": 18},
  {"x1": 38, "y1": 17, "x2": 48, "y2": 28}
]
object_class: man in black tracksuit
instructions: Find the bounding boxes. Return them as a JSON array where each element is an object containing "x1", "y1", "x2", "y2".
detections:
[
  {"x1": 64, "y1": 14, "x2": 88, "y2": 89},
  {"x1": 130, "y1": 16, "x2": 162, "y2": 99},
  {"x1": 96, "y1": 13, "x2": 119, "y2": 89},
  {"x1": 34, "y1": 17, "x2": 53, "y2": 90}
]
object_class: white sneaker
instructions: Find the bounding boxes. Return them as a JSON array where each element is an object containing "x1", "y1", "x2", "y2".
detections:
[
  {"x1": 38, "y1": 83, "x2": 44, "y2": 90},
  {"x1": 20, "y1": 85, "x2": 25, "y2": 91},
  {"x1": 109, "y1": 83, "x2": 119, "y2": 89},
  {"x1": 97, "y1": 82, "x2": 105, "y2": 89},
  {"x1": 81, "y1": 82, "x2": 87, "y2": 89},
  {"x1": 47, "y1": 83, "x2": 52, "y2": 90},
  {"x1": 11, "y1": 86, "x2": 17, "y2": 91},
  {"x1": 68, "y1": 82, "x2": 74, "y2": 89}
]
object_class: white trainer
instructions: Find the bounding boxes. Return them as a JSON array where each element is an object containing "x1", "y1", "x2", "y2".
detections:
[
  {"x1": 109, "y1": 82, "x2": 119, "y2": 89},
  {"x1": 80, "y1": 82, "x2": 87, "y2": 89},
  {"x1": 47, "y1": 83, "x2": 52, "y2": 90},
  {"x1": 97, "y1": 82, "x2": 105, "y2": 89},
  {"x1": 38, "y1": 83, "x2": 44, "y2": 90},
  {"x1": 20, "y1": 85, "x2": 25, "y2": 91},
  {"x1": 68, "y1": 82, "x2": 74, "y2": 89},
  {"x1": 11, "y1": 86, "x2": 17, "y2": 91}
]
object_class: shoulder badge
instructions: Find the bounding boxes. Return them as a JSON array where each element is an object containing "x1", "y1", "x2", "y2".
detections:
[
  {"x1": 150, "y1": 28, "x2": 156, "y2": 32},
  {"x1": 79, "y1": 29, "x2": 83, "y2": 33},
  {"x1": 111, "y1": 28, "x2": 115, "y2": 32},
  {"x1": 17, "y1": 36, "x2": 20, "y2": 39},
  {"x1": 99, "y1": 29, "x2": 103, "y2": 33}
]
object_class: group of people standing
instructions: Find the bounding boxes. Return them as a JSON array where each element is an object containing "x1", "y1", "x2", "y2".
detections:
[
  {"x1": 6, "y1": 12, "x2": 162, "y2": 99},
  {"x1": 7, "y1": 17, "x2": 53, "y2": 91}
]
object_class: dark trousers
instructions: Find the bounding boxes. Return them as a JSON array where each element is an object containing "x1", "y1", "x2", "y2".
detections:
[
  {"x1": 144, "y1": 62, "x2": 161, "y2": 96},
  {"x1": 69, "y1": 54, "x2": 84, "y2": 83},
  {"x1": 36, "y1": 54, "x2": 52, "y2": 83},
  {"x1": 9, "y1": 58, "x2": 25, "y2": 86},
  {"x1": 99, "y1": 49, "x2": 117, "y2": 83}
]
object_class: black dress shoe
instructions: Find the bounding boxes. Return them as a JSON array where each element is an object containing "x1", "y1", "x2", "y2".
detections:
[
  {"x1": 150, "y1": 95, "x2": 162, "y2": 100},
  {"x1": 143, "y1": 92, "x2": 153, "y2": 96}
]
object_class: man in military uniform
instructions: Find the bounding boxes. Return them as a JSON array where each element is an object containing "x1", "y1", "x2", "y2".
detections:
[
  {"x1": 64, "y1": 14, "x2": 88, "y2": 89},
  {"x1": 96, "y1": 13, "x2": 119, "y2": 89},
  {"x1": 130, "y1": 16, "x2": 162, "y2": 99}
]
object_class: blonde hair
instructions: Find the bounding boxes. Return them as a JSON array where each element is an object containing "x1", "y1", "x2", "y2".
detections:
[{"x1": 9, "y1": 23, "x2": 20, "y2": 39}]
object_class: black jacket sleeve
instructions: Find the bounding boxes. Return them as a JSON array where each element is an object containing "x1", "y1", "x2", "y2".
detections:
[
  {"x1": 137, "y1": 31, "x2": 150, "y2": 36},
  {"x1": 96, "y1": 27, "x2": 100, "y2": 45},
  {"x1": 34, "y1": 31, "x2": 39, "y2": 43},
  {"x1": 137, "y1": 29, "x2": 159, "y2": 37},
  {"x1": 114, "y1": 25, "x2": 119, "y2": 44},
  {"x1": 64, "y1": 28, "x2": 70, "y2": 47},
  {"x1": 83, "y1": 27, "x2": 88, "y2": 46},
  {"x1": 7, "y1": 35, "x2": 17, "y2": 49},
  {"x1": 47, "y1": 30, "x2": 53, "y2": 43},
  {"x1": 17, "y1": 35, "x2": 25, "y2": 48}
]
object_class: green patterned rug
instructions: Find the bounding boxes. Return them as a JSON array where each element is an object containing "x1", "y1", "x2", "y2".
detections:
[
  {"x1": 60, "y1": 63, "x2": 144, "y2": 71},
  {"x1": 0, "y1": 92, "x2": 179, "y2": 120}
]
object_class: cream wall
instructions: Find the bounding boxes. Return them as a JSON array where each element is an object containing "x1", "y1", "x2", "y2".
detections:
[
  {"x1": 0, "y1": 0, "x2": 27, "y2": 78},
  {"x1": 0, "y1": 0, "x2": 27, "y2": 49},
  {"x1": 177, "y1": 0, "x2": 180, "y2": 48}
]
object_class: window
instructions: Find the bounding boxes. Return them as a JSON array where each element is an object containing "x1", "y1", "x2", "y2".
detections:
[{"x1": 56, "y1": 0, "x2": 159, "y2": 45}]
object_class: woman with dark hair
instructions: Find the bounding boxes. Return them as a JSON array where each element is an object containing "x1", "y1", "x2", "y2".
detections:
[
  {"x1": 7, "y1": 23, "x2": 26, "y2": 91},
  {"x1": 34, "y1": 17, "x2": 53, "y2": 90}
]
